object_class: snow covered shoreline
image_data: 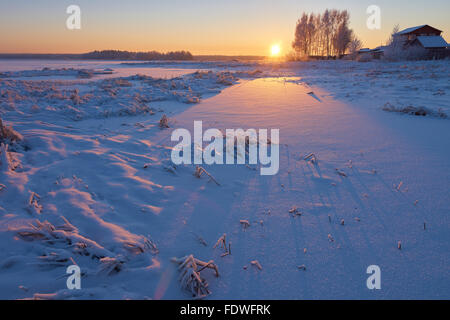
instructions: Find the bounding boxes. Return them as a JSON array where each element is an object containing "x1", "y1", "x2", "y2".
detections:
[{"x1": 0, "y1": 60, "x2": 449, "y2": 299}]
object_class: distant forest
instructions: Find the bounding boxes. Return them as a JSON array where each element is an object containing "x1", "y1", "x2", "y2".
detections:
[
  {"x1": 82, "y1": 50, "x2": 194, "y2": 60},
  {"x1": 0, "y1": 50, "x2": 194, "y2": 61}
]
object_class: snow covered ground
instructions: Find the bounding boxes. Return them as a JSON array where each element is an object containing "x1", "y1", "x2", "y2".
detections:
[
  {"x1": 0, "y1": 59, "x2": 449, "y2": 299},
  {"x1": 282, "y1": 59, "x2": 450, "y2": 116}
]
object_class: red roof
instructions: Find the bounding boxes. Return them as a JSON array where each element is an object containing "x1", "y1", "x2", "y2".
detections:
[{"x1": 396, "y1": 25, "x2": 442, "y2": 36}]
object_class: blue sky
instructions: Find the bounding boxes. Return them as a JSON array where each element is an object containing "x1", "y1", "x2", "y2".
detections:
[{"x1": 0, "y1": 0, "x2": 449, "y2": 54}]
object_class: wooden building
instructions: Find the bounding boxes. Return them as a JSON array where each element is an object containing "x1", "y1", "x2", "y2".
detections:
[{"x1": 394, "y1": 25, "x2": 449, "y2": 59}]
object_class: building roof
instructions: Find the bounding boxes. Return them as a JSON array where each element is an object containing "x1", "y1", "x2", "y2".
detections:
[
  {"x1": 374, "y1": 46, "x2": 388, "y2": 52},
  {"x1": 416, "y1": 36, "x2": 448, "y2": 48},
  {"x1": 396, "y1": 24, "x2": 442, "y2": 35},
  {"x1": 396, "y1": 25, "x2": 427, "y2": 35},
  {"x1": 358, "y1": 46, "x2": 387, "y2": 54}
]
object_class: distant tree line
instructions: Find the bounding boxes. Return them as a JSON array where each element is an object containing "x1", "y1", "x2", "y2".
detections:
[
  {"x1": 292, "y1": 9, "x2": 359, "y2": 58},
  {"x1": 81, "y1": 50, "x2": 194, "y2": 61},
  {"x1": 0, "y1": 50, "x2": 194, "y2": 61}
]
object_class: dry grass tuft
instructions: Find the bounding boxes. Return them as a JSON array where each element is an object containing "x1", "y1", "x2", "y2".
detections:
[
  {"x1": 98, "y1": 257, "x2": 125, "y2": 275},
  {"x1": 304, "y1": 153, "x2": 318, "y2": 164},
  {"x1": 171, "y1": 255, "x2": 219, "y2": 299},
  {"x1": 213, "y1": 234, "x2": 231, "y2": 257},
  {"x1": 0, "y1": 118, "x2": 22, "y2": 143},
  {"x1": 250, "y1": 260, "x2": 263, "y2": 270},
  {"x1": 159, "y1": 114, "x2": 170, "y2": 128},
  {"x1": 193, "y1": 166, "x2": 220, "y2": 186}
]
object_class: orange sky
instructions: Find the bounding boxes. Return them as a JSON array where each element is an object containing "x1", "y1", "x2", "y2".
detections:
[{"x1": 0, "y1": 0, "x2": 449, "y2": 56}]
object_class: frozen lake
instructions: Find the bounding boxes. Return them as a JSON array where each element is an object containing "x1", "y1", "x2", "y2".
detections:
[{"x1": 0, "y1": 59, "x2": 204, "y2": 80}]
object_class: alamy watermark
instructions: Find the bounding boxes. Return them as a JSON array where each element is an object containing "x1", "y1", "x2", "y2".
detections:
[
  {"x1": 366, "y1": 5, "x2": 381, "y2": 30},
  {"x1": 66, "y1": 265, "x2": 81, "y2": 290},
  {"x1": 171, "y1": 121, "x2": 280, "y2": 176},
  {"x1": 366, "y1": 265, "x2": 381, "y2": 290},
  {"x1": 66, "y1": 5, "x2": 81, "y2": 30}
]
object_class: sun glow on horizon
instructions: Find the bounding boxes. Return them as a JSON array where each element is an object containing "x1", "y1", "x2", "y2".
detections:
[
  {"x1": 1, "y1": 1, "x2": 449, "y2": 55},
  {"x1": 270, "y1": 44, "x2": 281, "y2": 56}
]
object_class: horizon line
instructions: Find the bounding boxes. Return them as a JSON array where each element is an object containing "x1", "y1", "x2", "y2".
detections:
[{"x1": 0, "y1": 52, "x2": 267, "y2": 57}]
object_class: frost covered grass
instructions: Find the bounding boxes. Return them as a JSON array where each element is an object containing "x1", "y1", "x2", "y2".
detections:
[
  {"x1": 382, "y1": 102, "x2": 447, "y2": 118},
  {"x1": 0, "y1": 69, "x2": 264, "y2": 121},
  {"x1": 0, "y1": 117, "x2": 22, "y2": 143},
  {"x1": 171, "y1": 255, "x2": 219, "y2": 299},
  {"x1": 0, "y1": 68, "x2": 114, "y2": 80}
]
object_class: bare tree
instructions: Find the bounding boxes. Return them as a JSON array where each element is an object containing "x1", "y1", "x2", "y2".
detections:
[
  {"x1": 334, "y1": 11, "x2": 352, "y2": 56},
  {"x1": 292, "y1": 9, "x2": 356, "y2": 59},
  {"x1": 387, "y1": 24, "x2": 400, "y2": 46},
  {"x1": 292, "y1": 13, "x2": 309, "y2": 56},
  {"x1": 348, "y1": 34, "x2": 363, "y2": 59},
  {"x1": 348, "y1": 35, "x2": 363, "y2": 54},
  {"x1": 307, "y1": 14, "x2": 316, "y2": 56},
  {"x1": 321, "y1": 10, "x2": 331, "y2": 56}
]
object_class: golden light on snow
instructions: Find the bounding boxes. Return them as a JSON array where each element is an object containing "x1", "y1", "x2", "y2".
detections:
[{"x1": 270, "y1": 44, "x2": 281, "y2": 56}]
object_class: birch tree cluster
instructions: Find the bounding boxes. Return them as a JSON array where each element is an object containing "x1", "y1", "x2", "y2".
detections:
[{"x1": 292, "y1": 9, "x2": 357, "y2": 58}]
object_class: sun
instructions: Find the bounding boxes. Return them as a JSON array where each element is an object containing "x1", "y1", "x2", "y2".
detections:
[{"x1": 271, "y1": 44, "x2": 281, "y2": 56}]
